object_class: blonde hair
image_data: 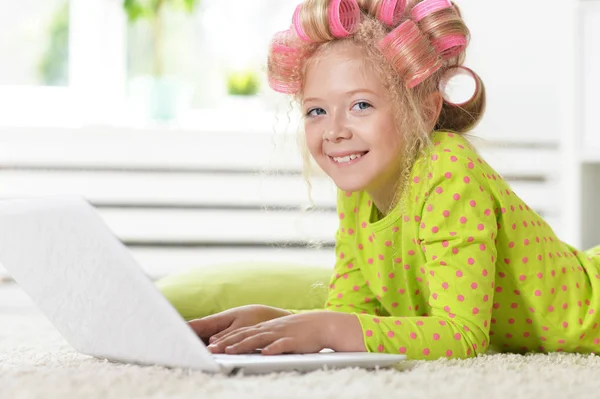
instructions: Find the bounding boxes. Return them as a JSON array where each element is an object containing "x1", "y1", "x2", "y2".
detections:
[{"x1": 267, "y1": 0, "x2": 486, "y2": 215}]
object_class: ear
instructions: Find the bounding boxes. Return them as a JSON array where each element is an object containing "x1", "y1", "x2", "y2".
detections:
[{"x1": 423, "y1": 91, "x2": 444, "y2": 132}]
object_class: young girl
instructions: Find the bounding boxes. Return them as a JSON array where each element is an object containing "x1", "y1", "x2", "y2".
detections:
[{"x1": 188, "y1": 0, "x2": 600, "y2": 360}]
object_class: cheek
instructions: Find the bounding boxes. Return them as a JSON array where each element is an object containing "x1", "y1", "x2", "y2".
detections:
[{"x1": 304, "y1": 125, "x2": 323, "y2": 157}]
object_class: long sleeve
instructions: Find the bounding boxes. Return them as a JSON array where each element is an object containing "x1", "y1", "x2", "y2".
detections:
[
  {"x1": 289, "y1": 191, "x2": 382, "y2": 315},
  {"x1": 355, "y1": 157, "x2": 498, "y2": 359}
]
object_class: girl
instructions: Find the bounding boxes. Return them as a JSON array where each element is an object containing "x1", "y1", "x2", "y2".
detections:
[{"x1": 188, "y1": 0, "x2": 600, "y2": 360}]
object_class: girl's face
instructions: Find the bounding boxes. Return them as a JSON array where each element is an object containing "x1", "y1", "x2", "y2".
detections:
[{"x1": 302, "y1": 42, "x2": 404, "y2": 208}]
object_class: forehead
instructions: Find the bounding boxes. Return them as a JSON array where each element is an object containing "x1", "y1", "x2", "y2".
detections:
[{"x1": 303, "y1": 43, "x2": 385, "y2": 95}]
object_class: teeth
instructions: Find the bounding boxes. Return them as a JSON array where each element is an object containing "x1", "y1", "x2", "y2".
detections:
[{"x1": 333, "y1": 153, "x2": 364, "y2": 163}]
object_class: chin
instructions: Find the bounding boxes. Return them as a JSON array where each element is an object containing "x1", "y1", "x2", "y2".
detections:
[{"x1": 330, "y1": 176, "x2": 369, "y2": 193}]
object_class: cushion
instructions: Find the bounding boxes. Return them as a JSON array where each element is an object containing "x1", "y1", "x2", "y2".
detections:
[{"x1": 155, "y1": 262, "x2": 332, "y2": 321}]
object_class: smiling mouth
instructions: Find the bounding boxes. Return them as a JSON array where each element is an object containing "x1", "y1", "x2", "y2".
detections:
[{"x1": 329, "y1": 151, "x2": 369, "y2": 164}]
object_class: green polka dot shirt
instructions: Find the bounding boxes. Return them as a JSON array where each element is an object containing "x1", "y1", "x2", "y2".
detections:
[{"x1": 320, "y1": 131, "x2": 600, "y2": 360}]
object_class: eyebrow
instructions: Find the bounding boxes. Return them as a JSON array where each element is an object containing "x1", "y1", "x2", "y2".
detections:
[{"x1": 303, "y1": 88, "x2": 379, "y2": 104}]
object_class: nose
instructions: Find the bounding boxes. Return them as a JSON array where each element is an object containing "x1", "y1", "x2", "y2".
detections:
[{"x1": 323, "y1": 110, "x2": 352, "y2": 142}]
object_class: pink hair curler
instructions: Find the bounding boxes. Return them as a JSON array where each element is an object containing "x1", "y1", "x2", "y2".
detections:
[
  {"x1": 293, "y1": 4, "x2": 312, "y2": 42},
  {"x1": 377, "y1": 0, "x2": 406, "y2": 27},
  {"x1": 433, "y1": 34, "x2": 467, "y2": 59},
  {"x1": 438, "y1": 66, "x2": 478, "y2": 106},
  {"x1": 267, "y1": 29, "x2": 304, "y2": 94},
  {"x1": 378, "y1": 19, "x2": 419, "y2": 55},
  {"x1": 411, "y1": 0, "x2": 452, "y2": 22},
  {"x1": 406, "y1": 62, "x2": 442, "y2": 88},
  {"x1": 328, "y1": 0, "x2": 361, "y2": 38},
  {"x1": 378, "y1": 19, "x2": 442, "y2": 89}
]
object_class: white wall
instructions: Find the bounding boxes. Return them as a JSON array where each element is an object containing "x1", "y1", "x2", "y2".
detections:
[{"x1": 456, "y1": 0, "x2": 563, "y2": 144}]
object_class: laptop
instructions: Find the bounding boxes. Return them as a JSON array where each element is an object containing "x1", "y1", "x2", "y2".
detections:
[{"x1": 0, "y1": 195, "x2": 406, "y2": 375}]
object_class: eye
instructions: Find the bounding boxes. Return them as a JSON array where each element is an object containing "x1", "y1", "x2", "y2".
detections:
[
  {"x1": 352, "y1": 101, "x2": 372, "y2": 111},
  {"x1": 306, "y1": 108, "x2": 326, "y2": 117}
]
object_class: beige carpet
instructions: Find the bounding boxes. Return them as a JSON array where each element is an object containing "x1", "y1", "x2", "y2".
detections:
[{"x1": 3, "y1": 285, "x2": 600, "y2": 399}]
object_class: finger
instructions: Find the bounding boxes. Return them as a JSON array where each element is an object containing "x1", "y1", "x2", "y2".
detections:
[
  {"x1": 209, "y1": 324, "x2": 247, "y2": 346},
  {"x1": 187, "y1": 313, "x2": 233, "y2": 338},
  {"x1": 209, "y1": 324, "x2": 240, "y2": 344},
  {"x1": 224, "y1": 332, "x2": 278, "y2": 355},
  {"x1": 261, "y1": 337, "x2": 297, "y2": 355},
  {"x1": 207, "y1": 327, "x2": 256, "y2": 353}
]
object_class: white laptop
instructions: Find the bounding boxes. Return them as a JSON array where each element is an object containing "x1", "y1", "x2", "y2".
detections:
[{"x1": 0, "y1": 196, "x2": 406, "y2": 375}]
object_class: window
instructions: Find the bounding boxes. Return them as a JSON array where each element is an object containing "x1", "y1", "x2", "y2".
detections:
[{"x1": 0, "y1": 0, "x2": 300, "y2": 128}]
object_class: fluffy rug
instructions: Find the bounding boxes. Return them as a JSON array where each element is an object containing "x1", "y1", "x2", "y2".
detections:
[{"x1": 3, "y1": 285, "x2": 600, "y2": 399}]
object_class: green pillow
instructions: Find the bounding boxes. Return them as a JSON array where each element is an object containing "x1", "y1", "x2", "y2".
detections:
[{"x1": 155, "y1": 262, "x2": 332, "y2": 321}]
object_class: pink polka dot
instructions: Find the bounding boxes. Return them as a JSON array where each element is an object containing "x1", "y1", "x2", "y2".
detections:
[
  {"x1": 519, "y1": 275, "x2": 526, "y2": 281},
  {"x1": 454, "y1": 333, "x2": 461, "y2": 340},
  {"x1": 387, "y1": 331, "x2": 395, "y2": 338},
  {"x1": 451, "y1": 156, "x2": 458, "y2": 162},
  {"x1": 458, "y1": 295, "x2": 465, "y2": 302},
  {"x1": 453, "y1": 194, "x2": 461, "y2": 201},
  {"x1": 378, "y1": 344, "x2": 385, "y2": 352},
  {"x1": 446, "y1": 350, "x2": 453, "y2": 357},
  {"x1": 442, "y1": 282, "x2": 449, "y2": 289},
  {"x1": 423, "y1": 348, "x2": 430, "y2": 356},
  {"x1": 443, "y1": 210, "x2": 450, "y2": 217},
  {"x1": 433, "y1": 333, "x2": 440, "y2": 340},
  {"x1": 399, "y1": 347, "x2": 407, "y2": 353},
  {"x1": 366, "y1": 330, "x2": 373, "y2": 337},
  {"x1": 535, "y1": 290, "x2": 542, "y2": 296},
  {"x1": 435, "y1": 187, "x2": 444, "y2": 194},
  {"x1": 460, "y1": 216, "x2": 467, "y2": 224},
  {"x1": 472, "y1": 307, "x2": 479, "y2": 315},
  {"x1": 413, "y1": 177, "x2": 420, "y2": 183},
  {"x1": 410, "y1": 332, "x2": 417, "y2": 339},
  {"x1": 432, "y1": 226, "x2": 439, "y2": 233},
  {"x1": 445, "y1": 172, "x2": 452, "y2": 179},
  {"x1": 456, "y1": 270, "x2": 463, "y2": 278}
]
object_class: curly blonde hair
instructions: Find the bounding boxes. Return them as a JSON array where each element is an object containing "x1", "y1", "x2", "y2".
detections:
[{"x1": 267, "y1": 0, "x2": 486, "y2": 215}]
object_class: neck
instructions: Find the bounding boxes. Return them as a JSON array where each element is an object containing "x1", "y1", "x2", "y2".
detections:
[{"x1": 367, "y1": 187, "x2": 397, "y2": 217}]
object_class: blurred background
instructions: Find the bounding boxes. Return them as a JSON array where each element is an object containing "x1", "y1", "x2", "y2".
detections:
[{"x1": 0, "y1": 0, "x2": 598, "y2": 281}]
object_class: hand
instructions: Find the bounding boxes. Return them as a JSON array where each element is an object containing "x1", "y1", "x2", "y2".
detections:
[
  {"x1": 187, "y1": 305, "x2": 292, "y2": 345},
  {"x1": 206, "y1": 311, "x2": 366, "y2": 355}
]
